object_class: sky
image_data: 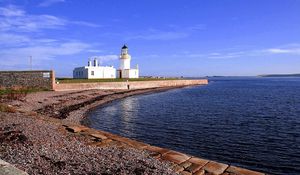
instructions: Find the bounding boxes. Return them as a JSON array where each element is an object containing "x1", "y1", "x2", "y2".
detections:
[{"x1": 0, "y1": 0, "x2": 300, "y2": 77}]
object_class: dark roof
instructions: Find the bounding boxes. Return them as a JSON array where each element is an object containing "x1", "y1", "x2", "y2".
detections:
[{"x1": 122, "y1": 44, "x2": 128, "y2": 49}]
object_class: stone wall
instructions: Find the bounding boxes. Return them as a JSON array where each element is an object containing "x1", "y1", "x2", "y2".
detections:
[
  {"x1": 0, "y1": 70, "x2": 55, "y2": 90},
  {"x1": 54, "y1": 79, "x2": 208, "y2": 91}
]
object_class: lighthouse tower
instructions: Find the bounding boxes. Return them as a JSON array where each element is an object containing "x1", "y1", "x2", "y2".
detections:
[
  {"x1": 120, "y1": 45, "x2": 131, "y2": 70},
  {"x1": 117, "y1": 45, "x2": 139, "y2": 78}
]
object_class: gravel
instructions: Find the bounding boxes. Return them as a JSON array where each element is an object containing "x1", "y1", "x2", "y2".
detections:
[{"x1": 0, "y1": 112, "x2": 177, "y2": 175}]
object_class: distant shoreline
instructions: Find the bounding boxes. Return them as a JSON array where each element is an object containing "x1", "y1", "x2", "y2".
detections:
[{"x1": 258, "y1": 74, "x2": 300, "y2": 77}]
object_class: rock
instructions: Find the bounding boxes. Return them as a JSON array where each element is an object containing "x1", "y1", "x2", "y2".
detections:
[
  {"x1": 65, "y1": 125, "x2": 87, "y2": 133},
  {"x1": 90, "y1": 133, "x2": 107, "y2": 140}
]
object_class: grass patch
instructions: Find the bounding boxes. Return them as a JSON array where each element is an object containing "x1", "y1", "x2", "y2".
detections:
[{"x1": 57, "y1": 78, "x2": 180, "y2": 84}]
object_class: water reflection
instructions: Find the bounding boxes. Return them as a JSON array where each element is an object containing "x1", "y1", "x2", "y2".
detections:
[{"x1": 117, "y1": 97, "x2": 139, "y2": 137}]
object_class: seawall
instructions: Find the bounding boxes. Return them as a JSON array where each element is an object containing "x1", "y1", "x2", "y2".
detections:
[
  {"x1": 54, "y1": 79, "x2": 208, "y2": 91},
  {"x1": 63, "y1": 124, "x2": 265, "y2": 175},
  {"x1": 0, "y1": 70, "x2": 55, "y2": 90}
]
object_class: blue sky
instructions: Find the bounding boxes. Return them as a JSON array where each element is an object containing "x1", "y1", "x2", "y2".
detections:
[{"x1": 0, "y1": 0, "x2": 300, "y2": 77}]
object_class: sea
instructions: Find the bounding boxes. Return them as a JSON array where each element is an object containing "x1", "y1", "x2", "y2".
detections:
[{"x1": 85, "y1": 77, "x2": 300, "y2": 175}]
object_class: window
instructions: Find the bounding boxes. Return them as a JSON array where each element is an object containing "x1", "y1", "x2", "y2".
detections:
[{"x1": 91, "y1": 71, "x2": 94, "y2": 76}]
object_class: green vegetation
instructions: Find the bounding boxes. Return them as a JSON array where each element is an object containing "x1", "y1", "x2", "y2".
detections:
[{"x1": 56, "y1": 78, "x2": 180, "y2": 84}]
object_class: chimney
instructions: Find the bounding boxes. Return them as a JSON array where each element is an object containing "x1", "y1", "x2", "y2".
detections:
[
  {"x1": 88, "y1": 59, "x2": 92, "y2": 67},
  {"x1": 93, "y1": 58, "x2": 98, "y2": 67}
]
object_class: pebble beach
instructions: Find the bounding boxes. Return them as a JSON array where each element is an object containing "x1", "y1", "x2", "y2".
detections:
[{"x1": 0, "y1": 88, "x2": 178, "y2": 175}]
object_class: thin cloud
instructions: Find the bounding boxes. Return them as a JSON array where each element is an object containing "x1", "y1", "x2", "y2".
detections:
[
  {"x1": 0, "y1": 41, "x2": 90, "y2": 66},
  {"x1": 266, "y1": 47, "x2": 300, "y2": 55},
  {"x1": 89, "y1": 55, "x2": 119, "y2": 65},
  {"x1": 38, "y1": 0, "x2": 65, "y2": 7},
  {"x1": 0, "y1": 5, "x2": 102, "y2": 69},
  {"x1": 70, "y1": 21, "x2": 101, "y2": 28},
  {"x1": 0, "y1": 5, "x2": 25, "y2": 16},
  {"x1": 0, "y1": 6, "x2": 99, "y2": 32},
  {"x1": 125, "y1": 24, "x2": 206, "y2": 41},
  {"x1": 127, "y1": 31, "x2": 189, "y2": 40}
]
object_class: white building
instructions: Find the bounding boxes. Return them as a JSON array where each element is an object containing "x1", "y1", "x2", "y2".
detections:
[
  {"x1": 73, "y1": 58, "x2": 116, "y2": 79},
  {"x1": 117, "y1": 45, "x2": 139, "y2": 78}
]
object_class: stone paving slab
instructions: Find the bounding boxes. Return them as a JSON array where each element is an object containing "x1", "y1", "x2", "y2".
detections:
[
  {"x1": 194, "y1": 169, "x2": 205, "y2": 175},
  {"x1": 0, "y1": 159, "x2": 28, "y2": 175},
  {"x1": 226, "y1": 166, "x2": 265, "y2": 175},
  {"x1": 180, "y1": 170, "x2": 193, "y2": 175},
  {"x1": 162, "y1": 151, "x2": 191, "y2": 164},
  {"x1": 63, "y1": 124, "x2": 266, "y2": 175},
  {"x1": 188, "y1": 157, "x2": 209, "y2": 166},
  {"x1": 144, "y1": 145, "x2": 170, "y2": 155},
  {"x1": 203, "y1": 161, "x2": 229, "y2": 175},
  {"x1": 185, "y1": 163, "x2": 203, "y2": 173},
  {"x1": 64, "y1": 125, "x2": 88, "y2": 133},
  {"x1": 90, "y1": 133, "x2": 108, "y2": 140}
]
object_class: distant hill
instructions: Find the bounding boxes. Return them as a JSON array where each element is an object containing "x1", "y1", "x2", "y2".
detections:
[{"x1": 259, "y1": 74, "x2": 300, "y2": 77}]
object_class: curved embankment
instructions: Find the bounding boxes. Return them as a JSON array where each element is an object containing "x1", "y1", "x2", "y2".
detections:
[
  {"x1": 4, "y1": 79, "x2": 265, "y2": 174},
  {"x1": 54, "y1": 80, "x2": 265, "y2": 175},
  {"x1": 54, "y1": 79, "x2": 209, "y2": 91}
]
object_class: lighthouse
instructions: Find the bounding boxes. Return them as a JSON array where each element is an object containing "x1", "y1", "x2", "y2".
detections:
[
  {"x1": 117, "y1": 45, "x2": 139, "y2": 78},
  {"x1": 120, "y1": 45, "x2": 131, "y2": 70}
]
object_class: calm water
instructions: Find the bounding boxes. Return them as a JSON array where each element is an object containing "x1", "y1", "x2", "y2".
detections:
[{"x1": 85, "y1": 78, "x2": 300, "y2": 175}]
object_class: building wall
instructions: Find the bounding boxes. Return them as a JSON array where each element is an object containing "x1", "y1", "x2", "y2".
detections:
[
  {"x1": 0, "y1": 70, "x2": 55, "y2": 90},
  {"x1": 73, "y1": 67, "x2": 88, "y2": 79},
  {"x1": 129, "y1": 69, "x2": 139, "y2": 78},
  {"x1": 54, "y1": 79, "x2": 208, "y2": 91},
  {"x1": 120, "y1": 57, "x2": 131, "y2": 69},
  {"x1": 117, "y1": 69, "x2": 139, "y2": 79},
  {"x1": 73, "y1": 66, "x2": 116, "y2": 79}
]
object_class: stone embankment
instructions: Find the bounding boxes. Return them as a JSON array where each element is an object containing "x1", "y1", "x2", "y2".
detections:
[
  {"x1": 63, "y1": 124, "x2": 265, "y2": 175},
  {"x1": 0, "y1": 84, "x2": 266, "y2": 175},
  {"x1": 54, "y1": 79, "x2": 208, "y2": 91}
]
